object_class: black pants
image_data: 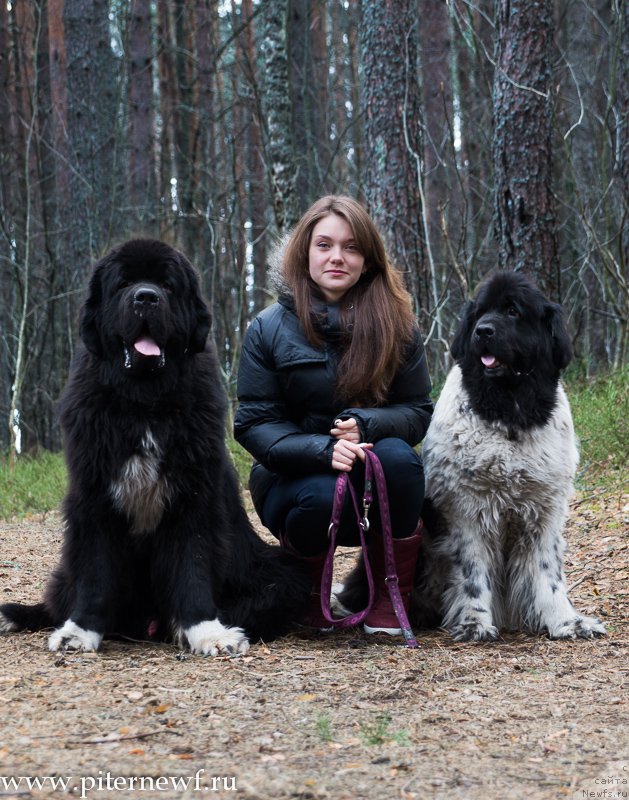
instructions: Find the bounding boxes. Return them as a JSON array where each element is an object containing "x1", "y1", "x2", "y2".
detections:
[{"x1": 260, "y1": 438, "x2": 425, "y2": 557}]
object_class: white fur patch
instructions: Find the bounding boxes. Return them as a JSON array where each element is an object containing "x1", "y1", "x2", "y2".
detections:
[
  {"x1": 330, "y1": 582, "x2": 353, "y2": 618},
  {"x1": 0, "y1": 611, "x2": 18, "y2": 633},
  {"x1": 181, "y1": 619, "x2": 250, "y2": 657},
  {"x1": 48, "y1": 619, "x2": 103, "y2": 652},
  {"x1": 110, "y1": 430, "x2": 171, "y2": 534}
]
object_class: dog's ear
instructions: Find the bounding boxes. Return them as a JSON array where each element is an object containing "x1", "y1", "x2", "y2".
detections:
[
  {"x1": 79, "y1": 262, "x2": 105, "y2": 356},
  {"x1": 181, "y1": 256, "x2": 212, "y2": 353},
  {"x1": 189, "y1": 295, "x2": 212, "y2": 353},
  {"x1": 450, "y1": 300, "x2": 476, "y2": 362},
  {"x1": 545, "y1": 302, "x2": 573, "y2": 370}
]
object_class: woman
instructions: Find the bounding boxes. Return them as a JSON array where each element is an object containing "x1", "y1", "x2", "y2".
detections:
[{"x1": 234, "y1": 196, "x2": 433, "y2": 637}]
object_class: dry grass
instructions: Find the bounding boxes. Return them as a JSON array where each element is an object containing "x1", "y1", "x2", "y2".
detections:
[{"x1": 0, "y1": 481, "x2": 627, "y2": 800}]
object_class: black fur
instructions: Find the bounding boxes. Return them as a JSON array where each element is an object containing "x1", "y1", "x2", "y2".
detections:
[
  {"x1": 450, "y1": 271, "x2": 572, "y2": 430},
  {"x1": 0, "y1": 239, "x2": 309, "y2": 652}
]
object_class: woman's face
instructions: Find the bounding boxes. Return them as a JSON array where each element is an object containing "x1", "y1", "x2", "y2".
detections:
[{"x1": 308, "y1": 213, "x2": 365, "y2": 302}]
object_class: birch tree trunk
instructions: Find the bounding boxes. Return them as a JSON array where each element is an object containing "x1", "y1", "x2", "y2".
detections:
[
  {"x1": 260, "y1": 0, "x2": 299, "y2": 234},
  {"x1": 242, "y1": 0, "x2": 268, "y2": 315}
]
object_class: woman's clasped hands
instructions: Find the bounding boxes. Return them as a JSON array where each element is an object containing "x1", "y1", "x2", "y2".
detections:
[{"x1": 330, "y1": 417, "x2": 373, "y2": 472}]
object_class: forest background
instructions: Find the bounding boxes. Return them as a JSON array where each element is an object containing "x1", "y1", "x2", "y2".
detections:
[{"x1": 1, "y1": 0, "x2": 628, "y2": 460}]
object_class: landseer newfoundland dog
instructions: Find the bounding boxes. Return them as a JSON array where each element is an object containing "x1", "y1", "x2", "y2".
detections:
[
  {"x1": 335, "y1": 272, "x2": 605, "y2": 642},
  {"x1": 412, "y1": 272, "x2": 606, "y2": 641},
  {"x1": 0, "y1": 239, "x2": 309, "y2": 655}
]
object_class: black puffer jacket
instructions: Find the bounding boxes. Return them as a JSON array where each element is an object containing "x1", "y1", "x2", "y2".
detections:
[{"x1": 234, "y1": 295, "x2": 433, "y2": 511}]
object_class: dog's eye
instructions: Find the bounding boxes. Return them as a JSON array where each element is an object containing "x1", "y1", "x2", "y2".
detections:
[{"x1": 507, "y1": 305, "x2": 519, "y2": 317}]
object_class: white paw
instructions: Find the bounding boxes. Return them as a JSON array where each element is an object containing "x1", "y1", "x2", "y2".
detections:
[
  {"x1": 547, "y1": 615, "x2": 607, "y2": 640},
  {"x1": 48, "y1": 620, "x2": 103, "y2": 652},
  {"x1": 450, "y1": 621, "x2": 499, "y2": 642},
  {"x1": 0, "y1": 611, "x2": 18, "y2": 633},
  {"x1": 183, "y1": 619, "x2": 250, "y2": 657},
  {"x1": 330, "y1": 582, "x2": 354, "y2": 618}
]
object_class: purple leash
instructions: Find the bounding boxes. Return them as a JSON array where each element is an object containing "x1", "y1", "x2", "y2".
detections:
[{"x1": 320, "y1": 449, "x2": 419, "y2": 649}]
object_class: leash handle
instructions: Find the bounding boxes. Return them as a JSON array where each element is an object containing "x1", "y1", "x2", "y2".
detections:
[
  {"x1": 320, "y1": 466, "x2": 375, "y2": 627},
  {"x1": 320, "y1": 450, "x2": 419, "y2": 648}
]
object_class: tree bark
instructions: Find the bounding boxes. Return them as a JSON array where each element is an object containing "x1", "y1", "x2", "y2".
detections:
[
  {"x1": 260, "y1": 0, "x2": 300, "y2": 234},
  {"x1": 418, "y1": 0, "x2": 452, "y2": 275},
  {"x1": 128, "y1": 0, "x2": 156, "y2": 231},
  {"x1": 360, "y1": 0, "x2": 427, "y2": 310},
  {"x1": 242, "y1": 0, "x2": 268, "y2": 314},
  {"x1": 492, "y1": 0, "x2": 559, "y2": 298},
  {"x1": 63, "y1": 0, "x2": 119, "y2": 262}
]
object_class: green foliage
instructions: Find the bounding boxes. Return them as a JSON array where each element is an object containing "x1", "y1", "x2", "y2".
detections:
[
  {"x1": 227, "y1": 437, "x2": 253, "y2": 486},
  {"x1": 567, "y1": 368, "x2": 628, "y2": 482},
  {"x1": 0, "y1": 451, "x2": 67, "y2": 520},
  {"x1": 315, "y1": 715, "x2": 333, "y2": 743},
  {"x1": 359, "y1": 712, "x2": 409, "y2": 746}
]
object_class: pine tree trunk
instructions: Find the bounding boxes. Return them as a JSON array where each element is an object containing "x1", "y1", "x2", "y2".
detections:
[
  {"x1": 288, "y1": 0, "x2": 328, "y2": 201},
  {"x1": 63, "y1": 0, "x2": 119, "y2": 261},
  {"x1": 616, "y1": 0, "x2": 629, "y2": 365},
  {"x1": 360, "y1": 0, "x2": 427, "y2": 310},
  {"x1": 128, "y1": 0, "x2": 156, "y2": 231},
  {"x1": 492, "y1": 0, "x2": 559, "y2": 298},
  {"x1": 172, "y1": 0, "x2": 197, "y2": 257},
  {"x1": 418, "y1": 0, "x2": 452, "y2": 274}
]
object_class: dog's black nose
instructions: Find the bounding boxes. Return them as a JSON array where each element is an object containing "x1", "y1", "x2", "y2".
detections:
[
  {"x1": 475, "y1": 322, "x2": 494, "y2": 339},
  {"x1": 133, "y1": 286, "x2": 160, "y2": 306}
]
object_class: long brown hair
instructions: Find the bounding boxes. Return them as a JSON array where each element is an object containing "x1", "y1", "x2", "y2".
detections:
[{"x1": 282, "y1": 195, "x2": 417, "y2": 406}]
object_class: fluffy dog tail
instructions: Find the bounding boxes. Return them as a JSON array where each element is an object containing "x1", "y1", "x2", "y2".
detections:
[
  {"x1": 0, "y1": 602, "x2": 53, "y2": 632},
  {"x1": 219, "y1": 498, "x2": 311, "y2": 642}
]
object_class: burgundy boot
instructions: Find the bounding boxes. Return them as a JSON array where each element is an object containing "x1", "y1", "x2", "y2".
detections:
[
  {"x1": 280, "y1": 536, "x2": 333, "y2": 631},
  {"x1": 363, "y1": 523, "x2": 422, "y2": 636}
]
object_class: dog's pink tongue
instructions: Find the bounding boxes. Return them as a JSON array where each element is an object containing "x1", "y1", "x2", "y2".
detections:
[
  {"x1": 134, "y1": 336, "x2": 161, "y2": 357},
  {"x1": 481, "y1": 355, "x2": 498, "y2": 368}
]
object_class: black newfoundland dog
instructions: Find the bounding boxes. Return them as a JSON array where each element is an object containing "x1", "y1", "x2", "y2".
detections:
[
  {"x1": 412, "y1": 272, "x2": 606, "y2": 641},
  {"x1": 0, "y1": 239, "x2": 309, "y2": 655}
]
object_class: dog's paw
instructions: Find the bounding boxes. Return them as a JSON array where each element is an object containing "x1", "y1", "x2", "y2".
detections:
[
  {"x1": 330, "y1": 582, "x2": 355, "y2": 618},
  {"x1": 0, "y1": 610, "x2": 18, "y2": 633},
  {"x1": 183, "y1": 620, "x2": 250, "y2": 657},
  {"x1": 48, "y1": 620, "x2": 103, "y2": 652},
  {"x1": 548, "y1": 615, "x2": 607, "y2": 640},
  {"x1": 450, "y1": 622, "x2": 499, "y2": 642}
]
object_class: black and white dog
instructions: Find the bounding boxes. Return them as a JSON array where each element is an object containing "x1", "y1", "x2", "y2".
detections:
[
  {"x1": 413, "y1": 272, "x2": 606, "y2": 641},
  {"x1": 0, "y1": 239, "x2": 309, "y2": 655}
]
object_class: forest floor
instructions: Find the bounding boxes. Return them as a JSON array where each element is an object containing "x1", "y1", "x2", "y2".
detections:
[{"x1": 0, "y1": 476, "x2": 627, "y2": 800}]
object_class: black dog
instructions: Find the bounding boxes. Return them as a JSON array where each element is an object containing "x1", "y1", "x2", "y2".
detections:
[{"x1": 0, "y1": 239, "x2": 309, "y2": 654}]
